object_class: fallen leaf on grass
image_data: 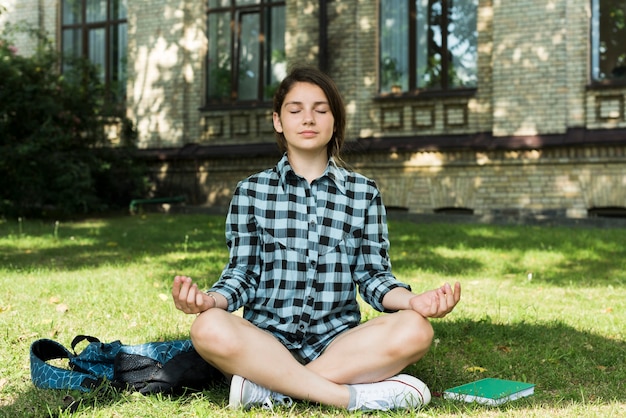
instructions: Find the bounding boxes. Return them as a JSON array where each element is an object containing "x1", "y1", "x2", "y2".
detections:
[
  {"x1": 158, "y1": 293, "x2": 169, "y2": 301},
  {"x1": 49, "y1": 296, "x2": 61, "y2": 304},
  {"x1": 18, "y1": 332, "x2": 38, "y2": 342},
  {"x1": 0, "y1": 305, "x2": 10, "y2": 313},
  {"x1": 56, "y1": 304, "x2": 69, "y2": 313},
  {"x1": 464, "y1": 366, "x2": 487, "y2": 373},
  {"x1": 497, "y1": 345, "x2": 511, "y2": 353}
]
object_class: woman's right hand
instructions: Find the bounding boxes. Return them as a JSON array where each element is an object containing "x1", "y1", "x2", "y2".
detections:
[{"x1": 172, "y1": 275, "x2": 214, "y2": 314}]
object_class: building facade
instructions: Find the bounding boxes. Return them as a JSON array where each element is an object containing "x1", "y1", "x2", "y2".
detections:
[{"x1": 3, "y1": 0, "x2": 626, "y2": 218}]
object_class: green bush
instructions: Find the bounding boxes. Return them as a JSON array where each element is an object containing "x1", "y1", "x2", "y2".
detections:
[{"x1": 0, "y1": 28, "x2": 146, "y2": 217}]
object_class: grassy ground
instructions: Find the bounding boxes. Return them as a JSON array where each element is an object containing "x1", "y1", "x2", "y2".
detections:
[{"x1": 0, "y1": 213, "x2": 625, "y2": 417}]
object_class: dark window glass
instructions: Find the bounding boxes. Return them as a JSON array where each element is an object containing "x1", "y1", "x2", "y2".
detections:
[
  {"x1": 207, "y1": 0, "x2": 286, "y2": 104},
  {"x1": 61, "y1": 0, "x2": 128, "y2": 103},
  {"x1": 380, "y1": 0, "x2": 478, "y2": 93},
  {"x1": 591, "y1": 0, "x2": 626, "y2": 82}
]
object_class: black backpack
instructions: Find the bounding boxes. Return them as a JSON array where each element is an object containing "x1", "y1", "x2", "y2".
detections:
[{"x1": 30, "y1": 335, "x2": 224, "y2": 395}]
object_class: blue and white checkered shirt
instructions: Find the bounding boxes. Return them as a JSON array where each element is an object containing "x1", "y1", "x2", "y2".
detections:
[{"x1": 210, "y1": 154, "x2": 410, "y2": 360}]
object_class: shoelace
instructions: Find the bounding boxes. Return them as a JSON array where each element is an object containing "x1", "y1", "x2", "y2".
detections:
[{"x1": 356, "y1": 386, "x2": 420, "y2": 411}]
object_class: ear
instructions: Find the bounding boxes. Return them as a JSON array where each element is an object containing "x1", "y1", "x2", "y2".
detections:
[{"x1": 272, "y1": 112, "x2": 283, "y2": 133}]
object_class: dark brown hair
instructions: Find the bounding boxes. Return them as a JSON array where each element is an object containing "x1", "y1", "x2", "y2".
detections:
[{"x1": 273, "y1": 66, "x2": 346, "y2": 161}]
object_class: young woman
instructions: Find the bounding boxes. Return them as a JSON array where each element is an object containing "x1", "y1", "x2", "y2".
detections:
[{"x1": 172, "y1": 66, "x2": 461, "y2": 412}]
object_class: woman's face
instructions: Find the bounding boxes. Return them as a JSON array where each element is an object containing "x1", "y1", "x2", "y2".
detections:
[{"x1": 273, "y1": 82, "x2": 335, "y2": 157}]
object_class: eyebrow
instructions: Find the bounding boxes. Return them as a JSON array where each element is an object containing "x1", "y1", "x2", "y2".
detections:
[{"x1": 283, "y1": 100, "x2": 329, "y2": 106}]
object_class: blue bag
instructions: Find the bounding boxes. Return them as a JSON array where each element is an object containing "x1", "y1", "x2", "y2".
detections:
[{"x1": 30, "y1": 335, "x2": 223, "y2": 394}]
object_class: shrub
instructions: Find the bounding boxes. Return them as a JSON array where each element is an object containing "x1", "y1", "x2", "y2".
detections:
[{"x1": 0, "y1": 27, "x2": 146, "y2": 217}]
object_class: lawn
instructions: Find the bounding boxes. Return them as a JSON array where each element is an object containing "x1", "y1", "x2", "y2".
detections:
[{"x1": 0, "y1": 213, "x2": 625, "y2": 417}]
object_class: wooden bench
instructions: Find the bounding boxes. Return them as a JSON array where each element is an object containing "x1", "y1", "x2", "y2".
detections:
[{"x1": 129, "y1": 195, "x2": 186, "y2": 214}]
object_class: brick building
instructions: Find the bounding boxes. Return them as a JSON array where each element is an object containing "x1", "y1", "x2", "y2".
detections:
[{"x1": 2, "y1": 0, "x2": 626, "y2": 218}]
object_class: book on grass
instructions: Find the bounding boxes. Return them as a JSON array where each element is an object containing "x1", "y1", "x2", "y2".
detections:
[{"x1": 443, "y1": 378, "x2": 535, "y2": 406}]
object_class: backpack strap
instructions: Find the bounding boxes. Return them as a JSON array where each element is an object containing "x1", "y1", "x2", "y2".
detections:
[
  {"x1": 70, "y1": 335, "x2": 101, "y2": 350},
  {"x1": 30, "y1": 339, "x2": 103, "y2": 392}
]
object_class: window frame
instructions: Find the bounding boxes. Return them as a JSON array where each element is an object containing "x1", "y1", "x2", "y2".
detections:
[
  {"x1": 590, "y1": 0, "x2": 626, "y2": 87},
  {"x1": 204, "y1": 0, "x2": 286, "y2": 109},
  {"x1": 378, "y1": 0, "x2": 478, "y2": 97},
  {"x1": 60, "y1": 0, "x2": 128, "y2": 104}
]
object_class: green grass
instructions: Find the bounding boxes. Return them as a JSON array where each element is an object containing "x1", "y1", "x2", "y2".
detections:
[{"x1": 1, "y1": 214, "x2": 625, "y2": 417}]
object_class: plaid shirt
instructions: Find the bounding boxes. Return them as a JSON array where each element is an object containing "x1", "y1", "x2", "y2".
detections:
[{"x1": 210, "y1": 154, "x2": 410, "y2": 354}]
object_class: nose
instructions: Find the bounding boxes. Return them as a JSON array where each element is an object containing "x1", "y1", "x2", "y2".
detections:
[{"x1": 303, "y1": 109, "x2": 315, "y2": 125}]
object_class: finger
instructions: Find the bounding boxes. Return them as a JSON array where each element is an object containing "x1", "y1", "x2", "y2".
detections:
[
  {"x1": 187, "y1": 283, "x2": 199, "y2": 305},
  {"x1": 431, "y1": 287, "x2": 450, "y2": 317},
  {"x1": 196, "y1": 292, "x2": 210, "y2": 312},
  {"x1": 442, "y1": 282, "x2": 458, "y2": 304},
  {"x1": 172, "y1": 275, "x2": 183, "y2": 299},
  {"x1": 176, "y1": 277, "x2": 193, "y2": 309},
  {"x1": 172, "y1": 276, "x2": 189, "y2": 310},
  {"x1": 454, "y1": 281, "x2": 462, "y2": 303}
]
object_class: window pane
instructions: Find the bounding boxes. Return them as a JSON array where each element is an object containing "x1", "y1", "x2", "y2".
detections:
[
  {"x1": 208, "y1": 0, "x2": 232, "y2": 7},
  {"x1": 62, "y1": 28, "x2": 82, "y2": 57},
  {"x1": 592, "y1": 0, "x2": 626, "y2": 81},
  {"x1": 62, "y1": 28, "x2": 82, "y2": 73},
  {"x1": 380, "y1": 1, "x2": 409, "y2": 92},
  {"x1": 62, "y1": 0, "x2": 82, "y2": 24},
  {"x1": 448, "y1": 0, "x2": 478, "y2": 87},
  {"x1": 207, "y1": 12, "x2": 232, "y2": 101},
  {"x1": 417, "y1": 0, "x2": 443, "y2": 89},
  {"x1": 237, "y1": 0, "x2": 261, "y2": 5},
  {"x1": 110, "y1": 22, "x2": 127, "y2": 100},
  {"x1": 238, "y1": 12, "x2": 261, "y2": 101},
  {"x1": 86, "y1": 0, "x2": 107, "y2": 23},
  {"x1": 265, "y1": 5, "x2": 286, "y2": 99},
  {"x1": 110, "y1": 0, "x2": 128, "y2": 20},
  {"x1": 88, "y1": 27, "x2": 106, "y2": 83}
]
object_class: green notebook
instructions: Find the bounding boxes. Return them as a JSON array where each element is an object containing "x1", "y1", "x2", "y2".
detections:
[{"x1": 444, "y1": 378, "x2": 535, "y2": 406}]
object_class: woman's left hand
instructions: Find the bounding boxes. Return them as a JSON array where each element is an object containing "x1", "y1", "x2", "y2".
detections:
[{"x1": 409, "y1": 282, "x2": 461, "y2": 318}]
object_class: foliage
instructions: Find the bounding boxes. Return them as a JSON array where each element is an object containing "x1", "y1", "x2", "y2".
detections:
[
  {"x1": 0, "y1": 214, "x2": 625, "y2": 417},
  {"x1": 0, "y1": 27, "x2": 146, "y2": 217}
]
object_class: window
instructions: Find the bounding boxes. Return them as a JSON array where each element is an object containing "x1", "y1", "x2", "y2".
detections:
[
  {"x1": 61, "y1": 0, "x2": 127, "y2": 103},
  {"x1": 379, "y1": 0, "x2": 478, "y2": 94},
  {"x1": 206, "y1": 0, "x2": 286, "y2": 105},
  {"x1": 591, "y1": 0, "x2": 626, "y2": 83}
]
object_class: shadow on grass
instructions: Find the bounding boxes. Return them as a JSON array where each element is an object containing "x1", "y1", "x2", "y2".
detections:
[
  {"x1": 413, "y1": 319, "x2": 626, "y2": 408},
  {"x1": 2, "y1": 381, "x2": 229, "y2": 418},
  {"x1": 2, "y1": 215, "x2": 625, "y2": 288},
  {"x1": 0, "y1": 215, "x2": 228, "y2": 279},
  {"x1": 4, "y1": 320, "x2": 624, "y2": 417},
  {"x1": 389, "y1": 221, "x2": 626, "y2": 287}
]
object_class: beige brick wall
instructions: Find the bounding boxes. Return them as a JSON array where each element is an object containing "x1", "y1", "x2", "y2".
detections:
[
  {"x1": 0, "y1": 0, "x2": 56, "y2": 56},
  {"x1": 127, "y1": 0, "x2": 207, "y2": 147},
  {"x1": 4, "y1": 0, "x2": 626, "y2": 218}
]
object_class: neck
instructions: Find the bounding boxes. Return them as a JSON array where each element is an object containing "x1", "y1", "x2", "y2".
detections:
[{"x1": 287, "y1": 150, "x2": 329, "y2": 183}]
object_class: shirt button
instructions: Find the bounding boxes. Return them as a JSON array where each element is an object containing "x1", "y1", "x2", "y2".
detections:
[
  {"x1": 310, "y1": 260, "x2": 316, "y2": 267},
  {"x1": 309, "y1": 221, "x2": 316, "y2": 229},
  {"x1": 299, "y1": 325, "x2": 305, "y2": 330}
]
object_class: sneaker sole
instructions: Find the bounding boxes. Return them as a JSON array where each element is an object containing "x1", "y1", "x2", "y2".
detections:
[
  {"x1": 384, "y1": 374, "x2": 432, "y2": 407},
  {"x1": 228, "y1": 375, "x2": 246, "y2": 409}
]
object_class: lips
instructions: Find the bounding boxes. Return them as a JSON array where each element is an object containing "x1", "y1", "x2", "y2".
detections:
[{"x1": 299, "y1": 130, "x2": 318, "y2": 138}]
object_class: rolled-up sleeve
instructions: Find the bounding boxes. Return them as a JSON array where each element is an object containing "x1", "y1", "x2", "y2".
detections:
[
  {"x1": 352, "y1": 188, "x2": 410, "y2": 312},
  {"x1": 209, "y1": 183, "x2": 261, "y2": 312}
]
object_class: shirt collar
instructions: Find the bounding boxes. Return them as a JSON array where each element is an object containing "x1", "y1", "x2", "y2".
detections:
[{"x1": 276, "y1": 153, "x2": 346, "y2": 195}]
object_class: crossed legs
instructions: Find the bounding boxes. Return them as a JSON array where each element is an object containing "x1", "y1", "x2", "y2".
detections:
[{"x1": 190, "y1": 308, "x2": 434, "y2": 409}]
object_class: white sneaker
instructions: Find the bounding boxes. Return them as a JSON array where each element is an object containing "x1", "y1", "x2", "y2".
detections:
[
  {"x1": 348, "y1": 374, "x2": 431, "y2": 411},
  {"x1": 228, "y1": 375, "x2": 294, "y2": 410}
]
